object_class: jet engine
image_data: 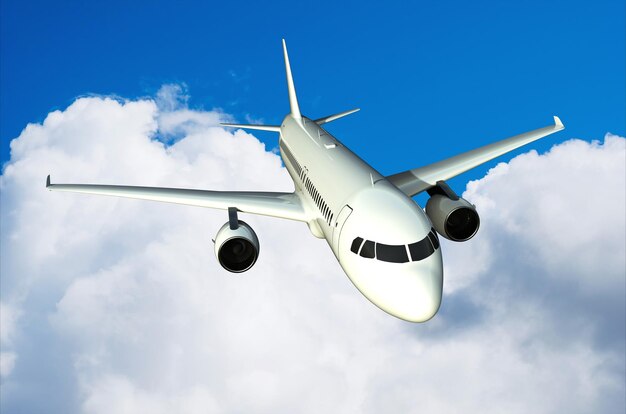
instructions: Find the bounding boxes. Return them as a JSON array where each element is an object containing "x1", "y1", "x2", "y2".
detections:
[
  {"x1": 425, "y1": 183, "x2": 480, "y2": 242},
  {"x1": 214, "y1": 220, "x2": 260, "y2": 273}
]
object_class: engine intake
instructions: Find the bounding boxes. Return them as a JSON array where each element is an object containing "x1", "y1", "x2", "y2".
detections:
[
  {"x1": 425, "y1": 194, "x2": 480, "y2": 242},
  {"x1": 214, "y1": 220, "x2": 259, "y2": 273}
]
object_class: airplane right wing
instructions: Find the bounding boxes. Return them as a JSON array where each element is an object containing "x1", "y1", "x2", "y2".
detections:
[
  {"x1": 46, "y1": 176, "x2": 308, "y2": 222},
  {"x1": 387, "y1": 116, "x2": 565, "y2": 197}
]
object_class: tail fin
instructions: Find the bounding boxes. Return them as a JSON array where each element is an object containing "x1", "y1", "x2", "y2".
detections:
[{"x1": 282, "y1": 39, "x2": 301, "y2": 119}]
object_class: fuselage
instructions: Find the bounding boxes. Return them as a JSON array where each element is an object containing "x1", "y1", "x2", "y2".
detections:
[{"x1": 278, "y1": 115, "x2": 443, "y2": 322}]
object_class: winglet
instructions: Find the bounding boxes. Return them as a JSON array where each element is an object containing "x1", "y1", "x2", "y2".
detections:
[
  {"x1": 46, "y1": 175, "x2": 51, "y2": 188},
  {"x1": 282, "y1": 39, "x2": 301, "y2": 119},
  {"x1": 553, "y1": 116, "x2": 564, "y2": 129}
]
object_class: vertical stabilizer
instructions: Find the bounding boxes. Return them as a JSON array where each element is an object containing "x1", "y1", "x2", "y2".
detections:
[{"x1": 282, "y1": 39, "x2": 301, "y2": 119}]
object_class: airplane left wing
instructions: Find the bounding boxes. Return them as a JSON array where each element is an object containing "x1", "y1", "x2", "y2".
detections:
[
  {"x1": 387, "y1": 117, "x2": 565, "y2": 197},
  {"x1": 46, "y1": 175, "x2": 308, "y2": 222}
]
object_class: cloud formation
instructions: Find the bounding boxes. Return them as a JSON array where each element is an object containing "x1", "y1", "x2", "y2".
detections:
[{"x1": 1, "y1": 87, "x2": 624, "y2": 413}]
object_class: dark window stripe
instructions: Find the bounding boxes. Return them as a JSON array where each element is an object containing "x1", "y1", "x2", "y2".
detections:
[
  {"x1": 376, "y1": 243, "x2": 409, "y2": 263},
  {"x1": 351, "y1": 237, "x2": 364, "y2": 253},
  {"x1": 428, "y1": 231, "x2": 440, "y2": 250},
  {"x1": 408, "y1": 237, "x2": 435, "y2": 261},
  {"x1": 360, "y1": 240, "x2": 375, "y2": 259}
]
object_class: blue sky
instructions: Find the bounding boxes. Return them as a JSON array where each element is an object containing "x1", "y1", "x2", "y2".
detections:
[{"x1": 1, "y1": 0, "x2": 624, "y2": 191}]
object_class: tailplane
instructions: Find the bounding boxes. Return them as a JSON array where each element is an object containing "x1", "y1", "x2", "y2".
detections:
[
  {"x1": 220, "y1": 123, "x2": 280, "y2": 132},
  {"x1": 314, "y1": 108, "x2": 360, "y2": 125}
]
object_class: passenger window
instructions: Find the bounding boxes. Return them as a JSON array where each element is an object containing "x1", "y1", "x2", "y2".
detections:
[
  {"x1": 351, "y1": 237, "x2": 364, "y2": 254},
  {"x1": 376, "y1": 243, "x2": 409, "y2": 263},
  {"x1": 409, "y1": 237, "x2": 435, "y2": 261},
  {"x1": 428, "y1": 231, "x2": 440, "y2": 250},
  {"x1": 360, "y1": 240, "x2": 375, "y2": 258}
]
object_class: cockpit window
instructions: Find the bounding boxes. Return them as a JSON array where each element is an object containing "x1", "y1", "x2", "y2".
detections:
[
  {"x1": 408, "y1": 237, "x2": 435, "y2": 261},
  {"x1": 360, "y1": 240, "x2": 376, "y2": 258},
  {"x1": 376, "y1": 243, "x2": 409, "y2": 263},
  {"x1": 428, "y1": 229, "x2": 440, "y2": 250},
  {"x1": 350, "y1": 231, "x2": 439, "y2": 263},
  {"x1": 351, "y1": 237, "x2": 364, "y2": 254}
]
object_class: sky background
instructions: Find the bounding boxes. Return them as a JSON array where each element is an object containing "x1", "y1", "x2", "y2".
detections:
[
  {"x1": 2, "y1": 0, "x2": 624, "y2": 178},
  {"x1": 1, "y1": 0, "x2": 625, "y2": 413}
]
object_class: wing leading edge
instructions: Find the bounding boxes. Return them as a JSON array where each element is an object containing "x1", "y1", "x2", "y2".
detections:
[
  {"x1": 46, "y1": 176, "x2": 308, "y2": 222},
  {"x1": 387, "y1": 116, "x2": 565, "y2": 197}
]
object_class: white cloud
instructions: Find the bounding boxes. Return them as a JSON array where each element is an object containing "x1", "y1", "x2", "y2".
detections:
[
  {"x1": 1, "y1": 292, "x2": 19, "y2": 379},
  {"x1": 0, "y1": 302, "x2": 18, "y2": 346},
  {"x1": 155, "y1": 83, "x2": 190, "y2": 112},
  {"x1": 154, "y1": 83, "x2": 232, "y2": 139},
  {"x1": 0, "y1": 351, "x2": 16, "y2": 379},
  {"x1": 1, "y1": 88, "x2": 624, "y2": 413},
  {"x1": 441, "y1": 135, "x2": 625, "y2": 349},
  {"x1": 81, "y1": 375, "x2": 221, "y2": 414}
]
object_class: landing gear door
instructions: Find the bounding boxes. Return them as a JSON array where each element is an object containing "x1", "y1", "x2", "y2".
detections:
[{"x1": 332, "y1": 205, "x2": 353, "y2": 249}]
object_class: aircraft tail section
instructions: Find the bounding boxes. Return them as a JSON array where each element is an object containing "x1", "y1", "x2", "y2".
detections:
[
  {"x1": 223, "y1": 40, "x2": 359, "y2": 131},
  {"x1": 282, "y1": 39, "x2": 301, "y2": 120}
]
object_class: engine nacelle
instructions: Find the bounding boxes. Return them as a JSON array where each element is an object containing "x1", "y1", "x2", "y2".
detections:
[
  {"x1": 425, "y1": 194, "x2": 480, "y2": 242},
  {"x1": 214, "y1": 220, "x2": 260, "y2": 273}
]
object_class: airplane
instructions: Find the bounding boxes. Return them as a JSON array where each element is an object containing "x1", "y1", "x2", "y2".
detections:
[{"x1": 46, "y1": 40, "x2": 565, "y2": 322}]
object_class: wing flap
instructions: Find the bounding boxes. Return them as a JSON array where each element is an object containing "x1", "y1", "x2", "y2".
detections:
[
  {"x1": 46, "y1": 176, "x2": 307, "y2": 222},
  {"x1": 387, "y1": 117, "x2": 565, "y2": 197}
]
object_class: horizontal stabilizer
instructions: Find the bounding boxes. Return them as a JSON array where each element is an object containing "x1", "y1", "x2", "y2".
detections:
[
  {"x1": 314, "y1": 108, "x2": 360, "y2": 125},
  {"x1": 221, "y1": 123, "x2": 281, "y2": 132}
]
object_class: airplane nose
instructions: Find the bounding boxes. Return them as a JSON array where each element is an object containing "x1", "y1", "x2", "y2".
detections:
[
  {"x1": 341, "y1": 251, "x2": 444, "y2": 323},
  {"x1": 400, "y1": 303, "x2": 440, "y2": 323},
  {"x1": 398, "y1": 268, "x2": 442, "y2": 323}
]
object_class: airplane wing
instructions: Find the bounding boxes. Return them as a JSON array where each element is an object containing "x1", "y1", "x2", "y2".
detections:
[
  {"x1": 46, "y1": 176, "x2": 308, "y2": 222},
  {"x1": 387, "y1": 116, "x2": 565, "y2": 197}
]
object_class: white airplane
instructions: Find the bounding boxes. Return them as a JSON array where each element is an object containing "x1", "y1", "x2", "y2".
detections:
[{"x1": 47, "y1": 40, "x2": 565, "y2": 322}]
